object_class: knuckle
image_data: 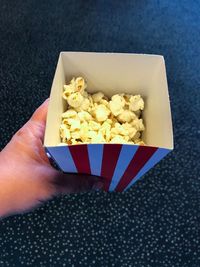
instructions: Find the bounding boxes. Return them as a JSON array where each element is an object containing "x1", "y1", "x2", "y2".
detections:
[
  {"x1": 15, "y1": 127, "x2": 27, "y2": 138},
  {"x1": 11, "y1": 125, "x2": 30, "y2": 145}
]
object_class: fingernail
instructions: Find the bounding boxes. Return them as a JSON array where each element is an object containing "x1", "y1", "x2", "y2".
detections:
[
  {"x1": 92, "y1": 181, "x2": 104, "y2": 191},
  {"x1": 44, "y1": 98, "x2": 50, "y2": 104}
]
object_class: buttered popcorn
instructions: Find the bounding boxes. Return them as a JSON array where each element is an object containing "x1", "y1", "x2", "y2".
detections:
[{"x1": 59, "y1": 77, "x2": 145, "y2": 145}]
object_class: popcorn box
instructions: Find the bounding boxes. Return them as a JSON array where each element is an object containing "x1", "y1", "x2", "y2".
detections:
[{"x1": 44, "y1": 52, "x2": 173, "y2": 192}]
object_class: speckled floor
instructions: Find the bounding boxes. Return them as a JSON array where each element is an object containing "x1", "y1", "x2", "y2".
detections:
[{"x1": 0, "y1": 0, "x2": 200, "y2": 266}]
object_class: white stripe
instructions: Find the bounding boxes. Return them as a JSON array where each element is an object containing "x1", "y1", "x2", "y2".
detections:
[
  {"x1": 109, "y1": 145, "x2": 139, "y2": 191},
  {"x1": 87, "y1": 144, "x2": 104, "y2": 176},
  {"x1": 46, "y1": 146, "x2": 77, "y2": 173}
]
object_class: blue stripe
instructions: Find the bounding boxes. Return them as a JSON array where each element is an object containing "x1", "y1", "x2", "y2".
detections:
[
  {"x1": 124, "y1": 147, "x2": 171, "y2": 191},
  {"x1": 109, "y1": 145, "x2": 139, "y2": 191},
  {"x1": 46, "y1": 146, "x2": 77, "y2": 173},
  {"x1": 87, "y1": 144, "x2": 104, "y2": 176}
]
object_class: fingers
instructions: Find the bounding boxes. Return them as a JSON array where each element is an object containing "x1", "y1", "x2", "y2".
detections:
[{"x1": 50, "y1": 170, "x2": 104, "y2": 194}]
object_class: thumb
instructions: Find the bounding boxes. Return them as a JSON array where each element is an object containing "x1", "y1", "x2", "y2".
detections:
[{"x1": 28, "y1": 98, "x2": 50, "y2": 141}]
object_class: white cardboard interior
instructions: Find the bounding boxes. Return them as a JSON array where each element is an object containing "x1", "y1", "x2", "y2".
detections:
[{"x1": 44, "y1": 52, "x2": 173, "y2": 149}]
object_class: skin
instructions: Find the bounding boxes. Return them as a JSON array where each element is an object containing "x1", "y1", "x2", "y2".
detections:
[{"x1": 0, "y1": 99, "x2": 102, "y2": 218}]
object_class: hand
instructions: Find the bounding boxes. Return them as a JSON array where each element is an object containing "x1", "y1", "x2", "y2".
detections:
[{"x1": 0, "y1": 99, "x2": 102, "y2": 218}]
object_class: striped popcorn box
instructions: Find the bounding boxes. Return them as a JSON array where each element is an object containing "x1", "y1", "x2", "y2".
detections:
[{"x1": 44, "y1": 52, "x2": 173, "y2": 192}]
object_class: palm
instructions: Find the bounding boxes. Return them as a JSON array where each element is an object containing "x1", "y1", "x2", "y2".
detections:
[{"x1": 0, "y1": 99, "x2": 101, "y2": 217}]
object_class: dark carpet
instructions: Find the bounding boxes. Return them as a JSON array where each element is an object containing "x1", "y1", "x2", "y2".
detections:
[{"x1": 0, "y1": 0, "x2": 200, "y2": 266}]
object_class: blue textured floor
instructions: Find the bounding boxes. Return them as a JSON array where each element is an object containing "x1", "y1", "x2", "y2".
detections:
[{"x1": 0, "y1": 1, "x2": 200, "y2": 266}]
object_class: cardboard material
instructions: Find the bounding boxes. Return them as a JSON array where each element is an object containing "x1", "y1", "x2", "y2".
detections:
[{"x1": 44, "y1": 52, "x2": 173, "y2": 192}]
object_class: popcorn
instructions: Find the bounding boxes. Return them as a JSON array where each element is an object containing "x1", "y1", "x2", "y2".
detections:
[
  {"x1": 136, "y1": 141, "x2": 145, "y2": 146},
  {"x1": 133, "y1": 131, "x2": 141, "y2": 140},
  {"x1": 88, "y1": 121, "x2": 101, "y2": 131},
  {"x1": 79, "y1": 98, "x2": 90, "y2": 111},
  {"x1": 123, "y1": 135, "x2": 130, "y2": 142},
  {"x1": 59, "y1": 125, "x2": 71, "y2": 141},
  {"x1": 106, "y1": 119, "x2": 113, "y2": 124},
  {"x1": 71, "y1": 131, "x2": 81, "y2": 139},
  {"x1": 99, "y1": 99, "x2": 109, "y2": 107},
  {"x1": 131, "y1": 118, "x2": 145, "y2": 131},
  {"x1": 91, "y1": 132, "x2": 106, "y2": 143},
  {"x1": 109, "y1": 94, "x2": 125, "y2": 116},
  {"x1": 92, "y1": 92, "x2": 104, "y2": 102},
  {"x1": 134, "y1": 110, "x2": 141, "y2": 118},
  {"x1": 111, "y1": 123, "x2": 129, "y2": 136},
  {"x1": 122, "y1": 123, "x2": 137, "y2": 139},
  {"x1": 99, "y1": 121, "x2": 111, "y2": 141},
  {"x1": 79, "y1": 123, "x2": 89, "y2": 142},
  {"x1": 101, "y1": 121, "x2": 111, "y2": 131},
  {"x1": 99, "y1": 121, "x2": 110, "y2": 135},
  {"x1": 62, "y1": 109, "x2": 77, "y2": 119},
  {"x1": 88, "y1": 95, "x2": 94, "y2": 105},
  {"x1": 117, "y1": 110, "x2": 137, "y2": 123},
  {"x1": 105, "y1": 129, "x2": 111, "y2": 142},
  {"x1": 83, "y1": 91, "x2": 89, "y2": 98},
  {"x1": 75, "y1": 77, "x2": 86, "y2": 93},
  {"x1": 110, "y1": 135, "x2": 127, "y2": 144},
  {"x1": 71, "y1": 120, "x2": 81, "y2": 131},
  {"x1": 66, "y1": 118, "x2": 81, "y2": 131},
  {"x1": 88, "y1": 130, "x2": 98, "y2": 139},
  {"x1": 63, "y1": 86, "x2": 74, "y2": 99},
  {"x1": 78, "y1": 111, "x2": 92, "y2": 121},
  {"x1": 67, "y1": 92, "x2": 84, "y2": 108},
  {"x1": 71, "y1": 138, "x2": 81, "y2": 145},
  {"x1": 94, "y1": 104, "x2": 110, "y2": 122},
  {"x1": 60, "y1": 77, "x2": 145, "y2": 145},
  {"x1": 129, "y1": 95, "x2": 144, "y2": 112},
  {"x1": 62, "y1": 119, "x2": 70, "y2": 126}
]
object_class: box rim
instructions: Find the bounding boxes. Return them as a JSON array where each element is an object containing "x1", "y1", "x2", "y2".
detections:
[{"x1": 44, "y1": 51, "x2": 174, "y2": 150}]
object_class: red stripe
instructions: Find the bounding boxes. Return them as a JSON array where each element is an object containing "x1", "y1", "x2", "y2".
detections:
[
  {"x1": 101, "y1": 144, "x2": 122, "y2": 191},
  {"x1": 115, "y1": 146, "x2": 158, "y2": 192},
  {"x1": 69, "y1": 145, "x2": 91, "y2": 174}
]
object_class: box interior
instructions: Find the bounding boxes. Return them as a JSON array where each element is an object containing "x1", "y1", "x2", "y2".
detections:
[{"x1": 44, "y1": 52, "x2": 173, "y2": 149}]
